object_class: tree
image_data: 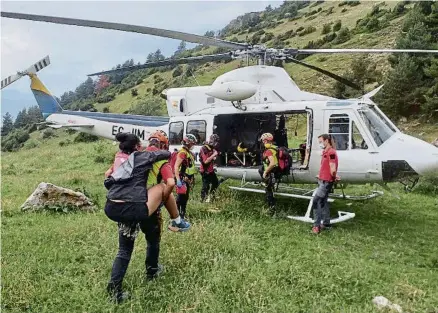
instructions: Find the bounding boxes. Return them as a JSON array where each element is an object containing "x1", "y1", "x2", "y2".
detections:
[
  {"x1": 204, "y1": 30, "x2": 215, "y2": 37},
  {"x1": 14, "y1": 109, "x2": 30, "y2": 129},
  {"x1": 376, "y1": 55, "x2": 423, "y2": 118},
  {"x1": 321, "y1": 23, "x2": 331, "y2": 34},
  {"x1": 333, "y1": 20, "x2": 342, "y2": 31},
  {"x1": 153, "y1": 49, "x2": 165, "y2": 62},
  {"x1": 173, "y1": 41, "x2": 187, "y2": 58},
  {"x1": 94, "y1": 75, "x2": 111, "y2": 94},
  {"x1": 377, "y1": 2, "x2": 438, "y2": 119},
  {"x1": 26, "y1": 106, "x2": 43, "y2": 125},
  {"x1": 129, "y1": 97, "x2": 163, "y2": 116},
  {"x1": 1, "y1": 112, "x2": 14, "y2": 136}
]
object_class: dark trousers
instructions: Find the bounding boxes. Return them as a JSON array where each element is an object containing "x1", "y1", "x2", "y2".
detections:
[
  {"x1": 176, "y1": 183, "x2": 190, "y2": 219},
  {"x1": 258, "y1": 167, "x2": 276, "y2": 210},
  {"x1": 313, "y1": 180, "x2": 333, "y2": 227},
  {"x1": 106, "y1": 203, "x2": 162, "y2": 291},
  {"x1": 201, "y1": 172, "x2": 219, "y2": 201}
]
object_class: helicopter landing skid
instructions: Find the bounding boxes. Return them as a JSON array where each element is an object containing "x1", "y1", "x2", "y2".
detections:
[
  {"x1": 286, "y1": 188, "x2": 355, "y2": 224},
  {"x1": 229, "y1": 180, "x2": 383, "y2": 224}
]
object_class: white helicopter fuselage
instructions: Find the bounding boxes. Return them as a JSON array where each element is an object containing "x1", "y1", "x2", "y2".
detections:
[
  {"x1": 46, "y1": 98, "x2": 438, "y2": 185},
  {"x1": 18, "y1": 64, "x2": 437, "y2": 186}
]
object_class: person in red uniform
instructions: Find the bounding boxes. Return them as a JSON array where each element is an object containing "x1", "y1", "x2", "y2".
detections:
[
  {"x1": 199, "y1": 134, "x2": 220, "y2": 202},
  {"x1": 258, "y1": 132, "x2": 278, "y2": 215},
  {"x1": 144, "y1": 130, "x2": 191, "y2": 232},
  {"x1": 312, "y1": 134, "x2": 339, "y2": 234},
  {"x1": 174, "y1": 134, "x2": 197, "y2": 219}
]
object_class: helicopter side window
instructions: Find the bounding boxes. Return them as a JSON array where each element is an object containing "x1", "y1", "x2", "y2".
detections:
[
  {"x1": 187, "y1": 120, "x2": 206, "y2": 145},
  {"x1": 351, "y1": 121, "x2": 368, "y2": 149},
  {"x1": 329, "y1": 114, "x2": 350, "y2": 150},
  {"x1": 169, "y1": 121, "x2": 184, "y2": 145}
]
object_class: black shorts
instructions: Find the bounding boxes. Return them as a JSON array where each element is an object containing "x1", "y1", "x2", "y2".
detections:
[{"x1": 104, "y1": 200, "x2": 149, "y2": 224}]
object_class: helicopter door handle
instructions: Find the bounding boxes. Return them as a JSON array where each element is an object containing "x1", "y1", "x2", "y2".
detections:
[
  {"x1": 368, "y1": 151, "x2": 379, "y2": 154},
  {"x1": 367, "y1": 170, "x2": 379, "y2": 174}
]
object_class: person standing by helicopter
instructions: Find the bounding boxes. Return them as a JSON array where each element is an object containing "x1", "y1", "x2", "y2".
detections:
[
  {"x1": 259, "y1": 133, "x2": 278, "y2": 216},
  {"x1": 173, "y1": 134, "x2": 197, "y2": 219},
  {"x1": 312, "y1": 134, "x2": 339, "y2": 234},
  {"x1": 199, "y1": 134, "x2": 220, "y2": 202}
]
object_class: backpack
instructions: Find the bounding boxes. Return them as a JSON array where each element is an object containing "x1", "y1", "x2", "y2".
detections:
[{"x1": 277, "y1": 146, "x2": 292, "y2": 175}]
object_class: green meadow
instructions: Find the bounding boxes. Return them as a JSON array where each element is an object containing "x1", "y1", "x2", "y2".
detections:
[{"x1": 1, "y1": 130, "x2": 438, "y2": 313}]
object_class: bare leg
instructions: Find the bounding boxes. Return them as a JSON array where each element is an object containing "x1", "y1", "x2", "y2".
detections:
[
  {"x1": 164, "y1": 193, "x2": 179, "y2": 219},
  {"x1": 147, "y1": 184, "x2": 166, "y2": 216}
]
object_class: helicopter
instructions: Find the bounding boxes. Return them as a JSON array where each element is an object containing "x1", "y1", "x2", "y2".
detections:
[{"x1": 1, "y1": 11, "x2": 438, "y2": 224}]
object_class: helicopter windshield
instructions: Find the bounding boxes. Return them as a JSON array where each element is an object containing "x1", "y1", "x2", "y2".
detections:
[{"x1": 359, "y1": 105, "x2": 396, "y2": 147}]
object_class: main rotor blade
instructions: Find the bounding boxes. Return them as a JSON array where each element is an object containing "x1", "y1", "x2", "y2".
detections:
[
  {"x1": 285, "y1": 57, "x2": 361, "y2": 90},
  {"x1": 88, "y1": 53, "x2": 233, "y2": 76},
  {"x1": 1, "y1": 11, "x2": 248, "y2": 50},
  {"x1": 291, "y1": 48, "x2": 438, "y2": 54}
]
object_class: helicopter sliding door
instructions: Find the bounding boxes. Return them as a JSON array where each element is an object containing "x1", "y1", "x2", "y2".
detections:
[{"x1": 324, "y1": 109, "x2": 378, "y2": 183}]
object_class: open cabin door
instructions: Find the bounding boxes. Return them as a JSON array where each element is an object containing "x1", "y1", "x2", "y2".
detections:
[{"x1": 324, "y1": 109, "x2": 378, "y2": 183}]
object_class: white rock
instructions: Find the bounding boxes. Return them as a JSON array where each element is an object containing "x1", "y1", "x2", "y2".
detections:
[
  {"x1": 21, "y1": 182, "x2": 96, "y2": 212},
  {"x1": 372, "y1": 296, "x2": 403, "y2": 313}
]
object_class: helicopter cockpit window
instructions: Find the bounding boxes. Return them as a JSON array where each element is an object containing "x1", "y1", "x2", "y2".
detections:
[
  {"x1": 169, "y1": 121, "x2": 184, "y2": 145},
  {"x1": 187, "y1": 120, "x2": 206, "y2": 144},
  {"x1": 351, "y1": 121, "x2": 368, "y2": 149},
  {"x1": 329, "y1": 114, "x2": 350, "y2": 150},
  {"x1": 359, "y1": 105, "x2": 395, "y2": 147}
]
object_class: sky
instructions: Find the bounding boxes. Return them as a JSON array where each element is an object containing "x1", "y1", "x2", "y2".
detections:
[{"x1": 1, "y1": 0, "x2": 282, "y2": 119}]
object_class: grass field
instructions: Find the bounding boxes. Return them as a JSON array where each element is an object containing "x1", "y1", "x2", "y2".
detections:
[{"x1": 2, "y1": 130, "x2": 438, "y2": 313}]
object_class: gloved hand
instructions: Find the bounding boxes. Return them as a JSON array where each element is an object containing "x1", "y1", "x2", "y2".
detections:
[{"x1": 177, "y1": 179, "x2": 183, "y2": 188}]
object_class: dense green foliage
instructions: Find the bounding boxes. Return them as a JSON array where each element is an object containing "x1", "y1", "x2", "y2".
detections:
[{"x1": 376, "y1": 2, "x2": 438, "y2": 120}]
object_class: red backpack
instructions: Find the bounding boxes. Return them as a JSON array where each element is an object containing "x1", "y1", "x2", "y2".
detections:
[{"x1": 277, "y1": 146, "x2": 292, "y2": 175}]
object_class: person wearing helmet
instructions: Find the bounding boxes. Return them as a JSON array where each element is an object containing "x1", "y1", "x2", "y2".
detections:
[
  {"x1": 103, "y1": 132, "x2": 172, "y2": 304},
  {"x1": 174, "y1": 134, "x2": 197, "y2": 218},
  {"x1": 145, "y1": 130, "x2": 191, "y2": 231},
  {"x1": 199, "y1": 134, "x2": 220, "y2": 202},
  {"x1": 259, "y1": 132, "x2": 278, "y2": 215}
]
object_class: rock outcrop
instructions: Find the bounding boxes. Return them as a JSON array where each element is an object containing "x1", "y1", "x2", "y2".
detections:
[{"x1": 21, "y1": 182, "x2": 96, "y2": 212}]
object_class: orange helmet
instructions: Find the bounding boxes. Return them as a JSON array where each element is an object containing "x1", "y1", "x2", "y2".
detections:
[{"x1": 148, "y1": 130, "x2": 169, "y2": 146}]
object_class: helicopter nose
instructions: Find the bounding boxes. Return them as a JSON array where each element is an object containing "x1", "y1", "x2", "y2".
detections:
[{"x1": 397, "y1": 134, "x2": 438, "y2": 175}]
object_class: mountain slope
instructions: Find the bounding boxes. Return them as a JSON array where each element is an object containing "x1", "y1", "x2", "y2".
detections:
[{"x1": 92, "y1": 1, "x2": 405, "y2": 114}]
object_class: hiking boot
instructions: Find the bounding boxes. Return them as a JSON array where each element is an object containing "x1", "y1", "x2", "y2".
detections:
[
  {"x1": 146, "y1": 264, "x2": 164, "y2": 281},
  {"x1": 107, "y1": 283, "x2": 130, "y2": 304},
  {"x1": 205, "y1": 196, "x2": 211, "y2": 203},
  {"x1": 168, "y1": 219, "x2": 191, "y2": 232},
  {"x1": 321, "y1": 224, "x2": 333, "y2": 231},
  {"x1": 312, "y1": 226, "x2": 321, "y2": 234}
]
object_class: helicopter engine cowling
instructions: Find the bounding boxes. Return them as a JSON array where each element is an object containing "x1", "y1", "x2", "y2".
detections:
[{"x1": 206, "y1": 81, "x2": 257, "y2": 102}]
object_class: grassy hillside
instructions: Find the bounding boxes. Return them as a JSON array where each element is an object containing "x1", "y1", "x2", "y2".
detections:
[
  {"x1": 94, "y1": 1, "x2": 405, "y2": 115},
  {"x1": 2, "y1": 129, "x2": 438, "y2": 312}
]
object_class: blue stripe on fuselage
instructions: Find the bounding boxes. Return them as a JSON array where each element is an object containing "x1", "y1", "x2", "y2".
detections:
[{"x1": 62, "y1": 110, "x2": 169, "y2": 127}]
